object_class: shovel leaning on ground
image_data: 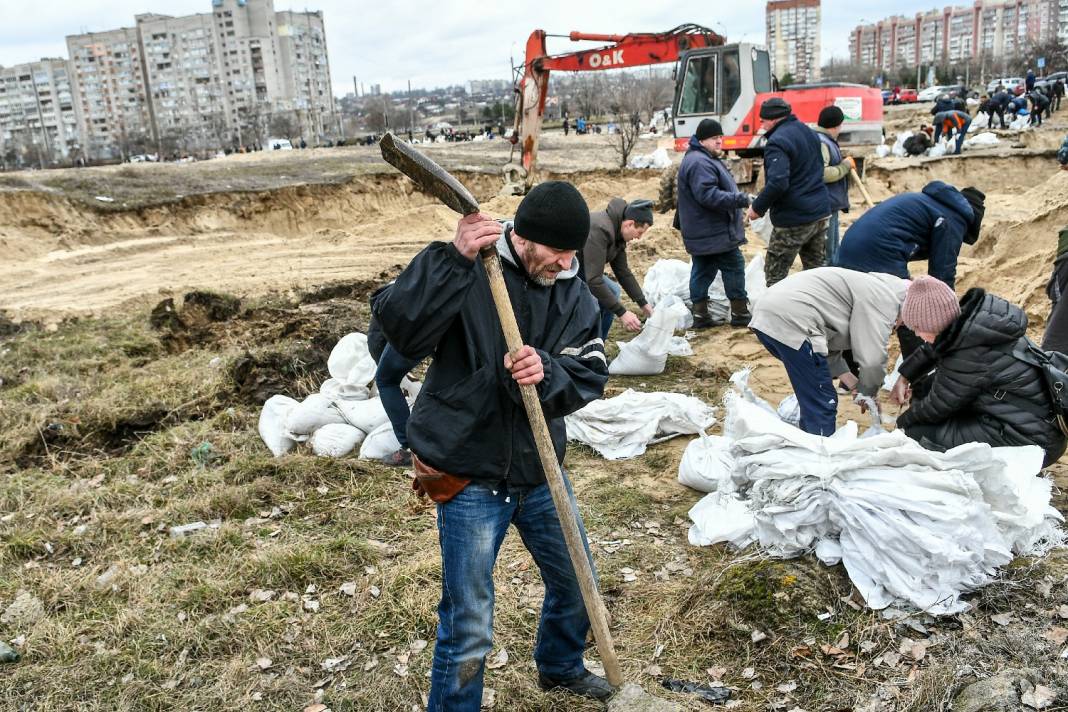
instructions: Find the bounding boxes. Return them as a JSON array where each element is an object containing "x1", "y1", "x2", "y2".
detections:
[
  {"x1": 850, "y1": 167, "x2": 876, "y2": 208},
  {"x1": 377, "y1": 132, "x2": 624, "y2": 680}
]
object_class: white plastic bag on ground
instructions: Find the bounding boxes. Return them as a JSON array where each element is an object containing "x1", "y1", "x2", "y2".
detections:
[
  {"x1": 677, "y1": 433, "x2": 735, "y2": 493},
  {"x1": 627, "y1": 147, "x2": 670, "y2": 169},
  {"x1": 327, "y1": 333, "x2": 377, "y2": 387},
  {"x1": 963, "y1": 131, "x2": 999, "y2": 149},
  {"x1": 259, "y1": 395, "x2": 300, "y2": 456},
  {"x1": 971, "y1": 112, "x2": 990, "y2": 130},
  {"x1": 310, "y1": 423, "x2": 366, "y2": 457},
  {"x1": 1010, "y1": 114, "x2": 1029, "y2": 131},
  {"x1": 609, "y1": 299, "x2": 690, "y2": 376},
  {"x1": 333, "y1": 396, "x2": 391, "y2": 433},
  {"x1": 688, "y1": 493, "x2": 756, "y2": 548},
  {"x1": 284, "y1": 393, "x2": 347, "y2": 440},
  {"x1": 892, "y1": 131, "x2": 913, "y2": 157},
  {"x1": 927, "y1": 142, "x2": 947, "y2": 158},
  {"x1": 750, "y1": 214, "x2": 773, "y2": 245},
  {"x1": 642, "y1": 259, "x2": 691, "y2": 307},
  {"x1": 359, "y1": 421, "x2": 403, "y2": 460},
  {"x1": 566, "y1": 389, "x2": 716, "y2": 459}
]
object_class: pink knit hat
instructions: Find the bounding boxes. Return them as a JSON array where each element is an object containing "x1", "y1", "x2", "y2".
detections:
[{"x1": 901, "y1": 276, "x2": 960, "y2": 333}]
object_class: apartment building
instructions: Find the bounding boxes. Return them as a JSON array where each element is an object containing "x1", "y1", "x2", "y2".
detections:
[
  {"x1": 0, "y1": 58, "x2": 81, "y2": 166},
  {"x1": 766, "y1": 0, "x2": 822, "y2": 83},
  {"x1": 59, "y1": 0, "x2": 335, "y2": 160},
  {"x1": 850, "y1": 0, "x2": 1062, "y2": 73}
]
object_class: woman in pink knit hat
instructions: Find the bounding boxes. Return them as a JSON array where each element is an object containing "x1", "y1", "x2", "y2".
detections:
[{"x1": 894, "y1": 276, "x2": 1066, "y2": 466}]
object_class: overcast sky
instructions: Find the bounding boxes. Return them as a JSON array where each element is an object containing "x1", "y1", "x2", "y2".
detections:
[{"x1": 0, "y1": 1, "x2": 927, "y2": 95}]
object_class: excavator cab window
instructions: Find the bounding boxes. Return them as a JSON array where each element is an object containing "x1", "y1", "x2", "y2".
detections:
[
  {"x1": 678, "y1": 54, "x2": 716, "y2": 115},
  {"x1": 752, "y1": 47, "x2": 773, "y2": 93},
  {"x1": 722, "y1": 48, "x2": 742, "y2": 112}
]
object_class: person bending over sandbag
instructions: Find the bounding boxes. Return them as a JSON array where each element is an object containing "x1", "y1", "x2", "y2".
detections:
[
  {"x1": 749, "y1": 267, "x2": 907, "y2": 436},
  {"x1": 893, "y1": 277, "x2": 1067, "y2": 467},
  {"x1": 834, "y1": 180, "x2": 984, "y2": 357},
  {"x1": 579, "y1": 197, "x2": 655, "y2": 339}
]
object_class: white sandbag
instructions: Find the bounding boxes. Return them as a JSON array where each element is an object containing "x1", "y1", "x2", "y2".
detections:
[
  {"x1": 566, "y1": 388, "x2": 716, "y2": 459},
  {"x1": 401, "y1": 376, "x2": 422, "y2": 402},
  {"x1": 327, "y1": 333, "x2": 377, "y2": 386},
  {"x1": 777, "y1": 394, "x2": 800, "y2": 428},
  {"x1": 359, "y1": 421, "x2": 403, "y2": 460},
  {"x1": 966, "y1": 97, "x2": 979, "y2": 107},
  {"x1": 874, "y1": 144, "x2": 891, "y2": 158},
  {"x1": 891, "y1": 131, "x2": 913, "y2": 157},
  {"x1": 626, "y1": 147, "x2": 670, "y2": 170},
  {"x1": 320, "y1": 377, "x2": 371, "y2": 402},
  {"x1": 658, "y1": 294, "x2": 694, "y2": 330},
  {"x1": 608, "y1": 299, "x2": 689, "y2": 376},
  {"x1": 963, "y1": 131, "x2": 999, "y2": 149},
  {"x1": 309, "y1": 423, "x2": 366, "y2": 458},
  {"x1": 667, "y1": 335, "x2": 693, "y2": 356},
  {"x1": 685, "y1": 391, "x2": 1063, "y2": 615},
  {"x1": 284, "y1": 393, "x2": 347, "y2": 440},
  {"x1": 927, "y1": 142, "x2": 947, "y2": 158},
  {"x1": 333, "y1": 396, "x2": 391, "y2": 433},
  {"x1": 750, "y1": 214, "x2": 773, "y2": 245},
  {"x1": 642, "y1": 259, "x2": 691, "y2": 307},
  {"x1": 882, "y1": 355, "x2": 903, "y2": 391},
  {"x1": 677, "y1": 433, "x2": 735, "y2": 493},
  {"x1": 259, "y1": 395, "x2": 300, "y2": 457},
  {"x1": 1009, "y1": 114, "x2": 1029, "y2": 131},
  {"x1": 971, "y1": 112, "x2": 990, "y2": 130},
  {"x1": 744, "y1": 253, "x2": 767, "y2": 304}
]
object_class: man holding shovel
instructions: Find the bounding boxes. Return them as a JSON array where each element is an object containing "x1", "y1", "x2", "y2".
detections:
[{"x1": 372, "y1": 181, "x2": 611, "y2": 710}]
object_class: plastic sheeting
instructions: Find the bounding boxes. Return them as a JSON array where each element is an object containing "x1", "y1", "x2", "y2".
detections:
[
  {"x1": 684, "y1": 393, "x2": 1064, "y2": 615},
  {"x1": 566, "y1": 388, "x2": 716, "y2": 459}
]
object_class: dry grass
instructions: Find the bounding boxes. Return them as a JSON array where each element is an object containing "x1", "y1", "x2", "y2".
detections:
[{"x1": 2, "y1": 297, "x2": 1068, "y2": 711}]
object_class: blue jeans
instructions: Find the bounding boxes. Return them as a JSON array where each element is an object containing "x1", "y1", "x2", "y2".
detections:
[
  {"x1": 689, "y1": 248, "x2": 747, "y2": 303},
  {"x1": 754, "y1": 330, "x2": 838, "y2": 436},
  {"x1": 825, "y1": 211, "x2": 840, "y2": 264},
  {"x1": 598, "y1": 275, "x2": 621, "y2": 340},
  {"x1": 428, "y1": 478, "x2": 595, "y2": 711},
  {"x1": 374, "y1": 344, "x2": 419, "y2": 448}
]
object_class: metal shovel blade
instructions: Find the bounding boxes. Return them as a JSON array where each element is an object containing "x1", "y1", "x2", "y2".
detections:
[{"x1": 379, "y1": 132, "x2": 480, "y2": 216}]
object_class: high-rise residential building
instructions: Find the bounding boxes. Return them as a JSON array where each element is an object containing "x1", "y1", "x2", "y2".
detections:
[
  {"x1": 0, "y1": 58, "x2": 81, "y2": 166},
  {"x1": 766, "y1": 0, "x2": 822, "y2": 83},
  {"x1": 850, "y1": 0, "x2": 1063, "y2": 73},
  {"x1": 66, "y1": 27, "x2": 154, "y2": 159},
  {"x1": 59, "y1": 0, "x2": 335, "y2": 160}
]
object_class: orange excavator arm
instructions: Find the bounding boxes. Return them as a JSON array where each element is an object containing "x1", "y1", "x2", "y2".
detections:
[{"x1": 505, "y1": 24, "x2": 724, "y2": 192}]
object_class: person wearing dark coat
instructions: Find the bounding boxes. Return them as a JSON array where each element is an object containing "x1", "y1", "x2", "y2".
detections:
[
  {"x1": 930, "y1": 94, "x2": 955, "y2": 116},
  {"x1": 989, "y1": 89, "x2": 1011, "y2": 128},
  {"x1": 373, "y1": 181, "x2": 612, "y2": 709},
  {"x1": 677, "y1": 118, "x2": 752, "y2": 327},
  {"x1": 1026, "y1": 67, "x2": 1037, "y2": 92},
  {"x1": 933, "y1": 109, "x2": 972, "y2": 154},
  {"x1": 893, "y1": 277, "x2": 1067, "y2": 467},
  {"x1": 1054, "y1": 79, "x2": 1065, "y2": 112},
  {"x1": 1030, "y1": 90, "x2": 1050, "y2": 126},
  {"x1": 747, "y1": 98, "x2": 830, "y2": 286},
  {"x1": 579, "y1": 197, "x2": 654, "y2": 339},
  {"x1": 814, "y1": 105, "x2": 854, "y2": 263},
  {"x1": 1042, "y1": 227, "x2": 1068, "y2": 354},
  {"x1": 834, "y1": 181, "x2": 984, "y2": 290}
]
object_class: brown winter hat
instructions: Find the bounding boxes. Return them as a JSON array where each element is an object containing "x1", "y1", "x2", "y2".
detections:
[{"x1": 901, "y1": 276, "x2": 961, "y2": 333}]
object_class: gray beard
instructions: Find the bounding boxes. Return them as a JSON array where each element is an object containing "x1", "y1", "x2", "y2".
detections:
[{"x1": 532, "y1": 274, "x2": 557, "y2": 287}]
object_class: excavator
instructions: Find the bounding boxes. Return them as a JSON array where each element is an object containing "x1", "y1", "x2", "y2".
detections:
[{"x1": 504, "y1": 24, "x2": 883, "y2": 192}]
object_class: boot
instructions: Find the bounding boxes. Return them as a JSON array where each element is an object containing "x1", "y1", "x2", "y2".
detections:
[
  {"x1": 729, "y1": 298, "x2": 752, "y2": 327},
  {"x1": 691, "y1": 299, "x2": 716, "y2": 329},
  {"x1": 538, "y1": 669, "x2": 615, "y2": 701}
]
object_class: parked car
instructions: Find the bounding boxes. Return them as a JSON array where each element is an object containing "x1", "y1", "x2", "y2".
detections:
[
  {"x1": 896, "y1": 88, "x2": 919, "y2": 103},
  {"x1": 987, "y1": 76, "x2": 1024, "y2": 93},
  {"x1": 1035, "y1": 71, "x2": 1067, "y2": 91},
  {"x1": 918, "y1": 85, "x2": 953, "y2": 101},
  {"x1": 266, "y1": 138, "x2": 293, "y2": 150}
]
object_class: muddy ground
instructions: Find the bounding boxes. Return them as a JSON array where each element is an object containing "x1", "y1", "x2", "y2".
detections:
[{"x1": 2, "y1": 115, "x2": 1068, "y2": 711}]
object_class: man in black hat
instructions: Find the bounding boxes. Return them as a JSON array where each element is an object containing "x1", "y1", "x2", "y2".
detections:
[
  {"x1": 746, "y1": 97, "x2": 831, "y2": 286},
  {"x1": 814, "y1": 105, "x2": 855, "y2": 263},
  {"x1": 676, "y1": 118, "x2": 752, "y2": 327},
  {"x1": 373, "y1": 181, "x2": 612, "y2": 711},
  {"x1": 580, "y1": 197, "x2": 655, "y2": 339}
]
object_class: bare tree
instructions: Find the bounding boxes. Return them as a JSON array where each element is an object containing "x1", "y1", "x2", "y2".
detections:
[
  {"x1": 571, "y1": 74, "x2": 605, "y2": 120},
  {"x1": 604, "y1": 73, "x2": 643, "y2": 169}
]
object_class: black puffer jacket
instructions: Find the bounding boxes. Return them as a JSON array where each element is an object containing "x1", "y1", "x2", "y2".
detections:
[{"x1": 897, "y1": 288, "x2": 1066, "y2": 466}]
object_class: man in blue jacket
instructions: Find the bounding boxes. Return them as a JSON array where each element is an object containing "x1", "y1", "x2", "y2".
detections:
[
  {"x1": 677, "y1": 118, "x2": 752, "y2": 327},
  {"x1": 747, "y1": 97, "x2": 831, "y2": 286},
  {"x1": 373, "y1": 181, "x2": 612, "y2": 709}
]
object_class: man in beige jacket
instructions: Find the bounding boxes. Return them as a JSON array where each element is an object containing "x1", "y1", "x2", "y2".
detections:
[{"x1": 749, "y1": 267, "x2": 908, "y2": 435}]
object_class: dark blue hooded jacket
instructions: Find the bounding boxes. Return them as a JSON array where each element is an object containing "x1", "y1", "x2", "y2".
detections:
[
  {"x1": 751, "y1": 114, "x2": 830, "y2": 228},
  {"x1": 676, "y1": 135, "x2": 749, "y2": 255},
  {"x1": 833, "y1": 181, "x2": 976, "y2": 288}
]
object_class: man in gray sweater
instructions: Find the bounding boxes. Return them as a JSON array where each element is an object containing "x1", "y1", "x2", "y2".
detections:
[
  {"x1": 749, "y1": 267, "x2": 908, "y2": 435},
  {"x1": 579, "y1": 198, "x2": 654, "y2": 339}
]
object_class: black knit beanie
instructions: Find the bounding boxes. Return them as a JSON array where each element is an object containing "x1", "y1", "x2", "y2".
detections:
[
  {"x1": 695, "y1": 118, "x2": 723, "y2": 140},
  {"x1": 514, "y1": 181, "x2": 590, "y2": 250},
  {"x1": 960, "y1": 186, "x2": 986, "y2": 245},
  {"x1": 759, "y1": 97, "x2": 791, "y2": 120},
  {"x1": 818, "y1": 105, "x2": 845, "y2": 129}
]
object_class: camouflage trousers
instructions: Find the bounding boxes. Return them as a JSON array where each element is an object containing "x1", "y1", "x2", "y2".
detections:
[{"x1": 764, "y1": 217, "x2": 830, "y2": 287}]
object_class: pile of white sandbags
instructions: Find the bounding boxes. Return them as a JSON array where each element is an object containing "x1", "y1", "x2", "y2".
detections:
[
  {"x1": 608, "y1": 298, "x2": 692, "y2": 376},
  {"x1": 257, "y1": 333, "x2": 419, "y2": 459},
  {"x1": 627, "y1": 147, "x2": 672, "y2": 169},
  {"x1": 641, "y1": 255, "x2": 767, "y2": 330},
  {"x1": 566, "y1": 388, "x2": 716, "y2": 459},
  {"x1": 682, "y1": 386, "x2": 1064, "y2": 615}
]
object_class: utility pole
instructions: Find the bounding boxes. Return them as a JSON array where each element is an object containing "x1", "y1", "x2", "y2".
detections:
[
  {"x1": 408, "y1": 79, "x2": 414, "y2": 136},
  {"x1": 353, "y1": 75, "x2": 358, "y2": 97}
]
